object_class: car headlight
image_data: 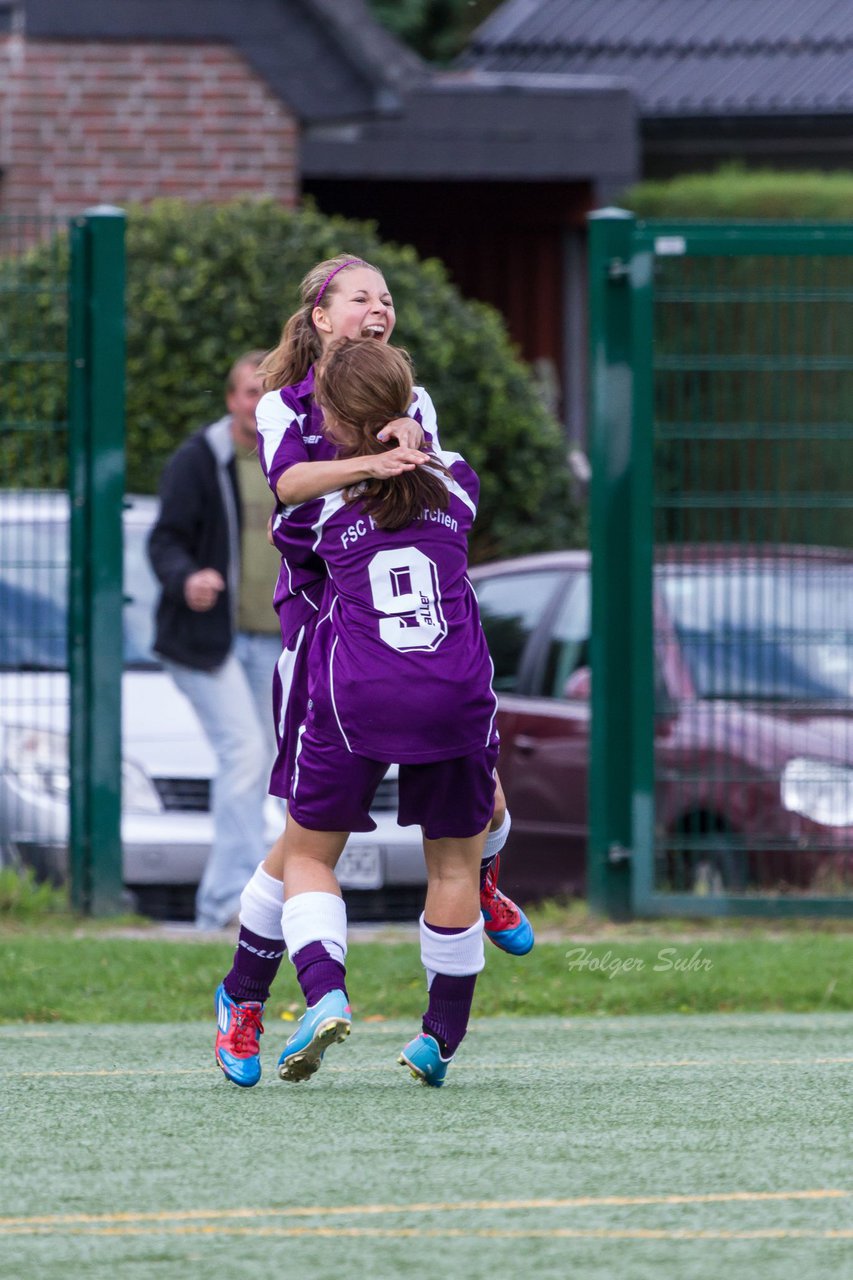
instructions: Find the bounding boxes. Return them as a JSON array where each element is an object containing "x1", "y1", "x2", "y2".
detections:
[
  {"x1": 781, "y1": 758, "x2": 853, "y2": 827},
  {"x1": 122, "y1": 758, "x2": 163, "y2": 815},
  {"x1": 1, "y1": 725, "x2": 162, "y2": 815},
  {"x1": 1, "y1": 726, "x2": 70, "y2": 802}
]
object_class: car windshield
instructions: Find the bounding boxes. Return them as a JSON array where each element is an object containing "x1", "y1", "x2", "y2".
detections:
[
  {"x1": 659, "y1": 565, "x2": 853, "y2": 700},
  {"x1": 0, "y1": 510, "x2": 159, "y2": 671}
]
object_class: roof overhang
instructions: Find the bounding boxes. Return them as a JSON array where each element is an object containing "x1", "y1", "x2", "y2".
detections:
[
  {"x1": 302, "y1": 72, "x2": 638, "y2": 188},
  {"x1": 20, "y1": 2, "x2": 639, "y2": 192}
]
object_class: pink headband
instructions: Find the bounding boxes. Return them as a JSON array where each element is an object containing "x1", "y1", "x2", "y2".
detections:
[{"x1": 314, "y1": 259, "x2": 365, "y2": 307}]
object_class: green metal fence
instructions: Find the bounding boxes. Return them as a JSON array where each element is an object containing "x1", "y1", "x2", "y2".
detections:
[
  {"x1": 0, "y1": 209, "x2": 125, "y2": 914},
  {"x1": 589, "y1": 210, "x2": 853, "y2": 917}
]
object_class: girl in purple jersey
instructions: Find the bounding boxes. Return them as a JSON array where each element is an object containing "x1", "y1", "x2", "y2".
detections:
[
  {"x1": 256, "y1": 254, "x2": 432, "y2": 798},
  {"x1": 276, "y1": 337, "x2": 499, "y2": 1087},
  {"x1": 213, "y1": 256, "x2": 531, "y2": 1090}
]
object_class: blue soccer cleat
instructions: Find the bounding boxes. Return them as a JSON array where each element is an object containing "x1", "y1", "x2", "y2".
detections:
[
  {"x1": 277, "y1": 989, "x2": 351, "y2": 1083},
  {"x1": 214, "y1": 983, "x2": 264, "y2": 1088},
  {"x1": 398, "y1": 1032, "x2": 453, "y2": 1088},
  {"x1": 480, "y1": 854, "x2": 534, "y2": 956}
]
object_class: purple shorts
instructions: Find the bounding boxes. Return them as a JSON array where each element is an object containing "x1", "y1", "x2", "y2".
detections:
[{"x1": 288, "y1": 732, "x2": 499, "y2": 840}]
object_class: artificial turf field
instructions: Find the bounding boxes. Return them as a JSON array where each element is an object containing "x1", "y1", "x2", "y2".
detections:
[{"x1": 2, "y1": 1012, "x2": 852, "y2": 1280}]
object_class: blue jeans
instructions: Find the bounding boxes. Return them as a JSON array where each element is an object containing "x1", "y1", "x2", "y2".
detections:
[{"x1": 165, "y1": 646, "x2": 273, "y2": 930}]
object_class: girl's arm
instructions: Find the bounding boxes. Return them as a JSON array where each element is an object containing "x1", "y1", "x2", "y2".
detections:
[{"x1": 276, "y1": 445, "x2": 430, "y2": 506}]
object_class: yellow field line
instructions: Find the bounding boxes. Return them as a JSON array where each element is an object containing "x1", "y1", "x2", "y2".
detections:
[
  {"x1": 2, "y1": 1225, "x2": 853, "y2": 1242},
  {"x1": 572, "y1": 1056, "x2": 853, "y2": 1069},
  {"x1": 0, "y1": 1189, "x2": 847, "y2": 1232},
  {"x1": 4, "y1": 1067, "x2": 209, "y2": 1078},
  {"x1": 5, "y1": 1055, "x2": 853, "y2": 1079}
]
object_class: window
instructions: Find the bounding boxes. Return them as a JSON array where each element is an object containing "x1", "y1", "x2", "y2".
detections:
[
  {"x1": 539, "y1": 573, "x2": 590, "y2": 699},
  {"x1": 660, "y1": 567, "x2": 853, "y2": 700},
  {"x1": 472, "y1": 570, "x2": 565, "y2": 692},
  {"x1": 0, "y1": 509, "x2": 160, "y2": 671}
]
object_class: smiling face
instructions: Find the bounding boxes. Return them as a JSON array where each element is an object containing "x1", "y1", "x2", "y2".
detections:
[{"x1": 312, "y1": 266, "x2": 396, "y2": 349}]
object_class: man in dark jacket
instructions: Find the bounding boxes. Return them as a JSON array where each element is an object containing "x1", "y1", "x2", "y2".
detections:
[{"x1": 148, "y1": 352, "x2": 280, "y2": 929}]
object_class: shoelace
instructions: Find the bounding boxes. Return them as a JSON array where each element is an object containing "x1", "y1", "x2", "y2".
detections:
[
  {"x1": 484, "y1": 888, "x2": 519, "y2": 930},
  {"x1": 229, "y1": 1003, "x2": 264, "y2": 1053},
  {"x1": 482, "y1": 866, "x2": 518, "y2": 925}
]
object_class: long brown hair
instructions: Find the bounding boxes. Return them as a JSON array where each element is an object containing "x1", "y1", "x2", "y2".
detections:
[
  {"x1": 258, "y1": 253, "x2": 382, "y2": 391},
  {"x1": 314, "y1": 338, "x2": 450, "y2": 532}
]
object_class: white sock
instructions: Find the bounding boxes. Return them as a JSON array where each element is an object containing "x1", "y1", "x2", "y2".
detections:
[
  {"x1": 239, "y1": 864, "x2": 285, "y2": 940},
  {"x1": 420, "y1": 914, "x2": 485, "y2": 990},
  {"x1": 281, "y1": 891, "x2": 348, "y2": 966},
  {"x1": 482, "y1": 809, "x2": 511, "y2": 868}
]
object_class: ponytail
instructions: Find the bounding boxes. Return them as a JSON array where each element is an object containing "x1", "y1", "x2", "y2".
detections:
[{"x1": 258, "y1": 309, "x2": 319, "y2": 391}]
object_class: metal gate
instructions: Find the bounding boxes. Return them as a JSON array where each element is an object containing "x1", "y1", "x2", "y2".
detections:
[
  {"x1": 0, "y1": 208, "x2": 125, "y2": 914},
  {"x1": 589, "y1": 210, "x2": 853, "y2": 917}
]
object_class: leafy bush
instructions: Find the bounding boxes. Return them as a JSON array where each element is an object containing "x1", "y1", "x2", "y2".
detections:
[
  {"x1": 0, "y1": 867, "x2": 67, "y2": 919},
  {"x1": 627, "y1": 163, "x2": 853, "y2": 220},
  {"x1": 0, "y1": 199, "x2": 581, "y2": 562},
  {"x1": 367, "y1": 0, "x2": 502, "y2": 64}
]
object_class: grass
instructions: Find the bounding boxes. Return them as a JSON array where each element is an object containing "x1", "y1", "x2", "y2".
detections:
[
  {"x1": 4, "y1": 884, "x2": 852, "y2": 1279},
  {"x1": 0, "y1": 866, "x2": 67, "y2": 918},
  {"x1": 1, "y1": 904, "x2": 851, "y2": 1022},
  {"x1": 3, "y1": 1013, "x2": 853, "y2": 1279}
]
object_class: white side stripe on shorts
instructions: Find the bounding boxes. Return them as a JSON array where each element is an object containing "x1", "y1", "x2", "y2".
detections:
[
  {"x1": 328, "y1": 634, "x2": 353, "y2": 753},
  {"x1": 290, "y1": 723, "x2": 308, "y2": 801},
  {"x1": 275, "y1": 626, "x2": 305, "y2": 741}
]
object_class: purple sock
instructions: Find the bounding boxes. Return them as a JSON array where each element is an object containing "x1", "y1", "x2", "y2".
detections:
[
  {"x1": 423, "y1": 971, "x2": 478, "y2": 1058},
  {"x1": 422, "y1": 920, "x2": 478, "y2": 1057},
  {"x1": 222, "y1": 926, "x2": 285, "y2": 1004},
  {"x1": 292, "y1": 940, "x2": 348, "y2": 1007}
]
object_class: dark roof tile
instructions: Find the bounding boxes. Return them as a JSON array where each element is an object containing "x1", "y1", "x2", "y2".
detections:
[{"x1": 462, "y1": 0, "x2": 853, "y2": 113}]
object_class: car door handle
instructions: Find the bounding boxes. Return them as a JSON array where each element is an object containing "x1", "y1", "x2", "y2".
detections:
[{"x1": 514, "y1": 735, "x2": 537, "y2": 754}]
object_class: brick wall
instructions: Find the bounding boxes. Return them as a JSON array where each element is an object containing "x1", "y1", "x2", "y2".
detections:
[{"x1": 0, "y1": 37, "x2": 300, "y2": 216}]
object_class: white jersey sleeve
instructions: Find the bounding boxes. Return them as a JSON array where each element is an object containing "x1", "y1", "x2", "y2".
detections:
[
  {"x1": 410, "y1": 385, "x2": 440, "y2": 450},
  {"x1": 256, "y1": 389, "x2": 304, "y2": 488}
]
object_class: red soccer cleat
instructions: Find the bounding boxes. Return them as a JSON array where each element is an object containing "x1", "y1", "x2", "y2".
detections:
[{"x1": 480, "y1": 854, "x2": 534, "y2": 955}]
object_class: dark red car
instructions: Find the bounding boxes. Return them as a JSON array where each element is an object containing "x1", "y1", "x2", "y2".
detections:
[{"x1": 469, "y1": 546, "x2": 853, "y2": 901}]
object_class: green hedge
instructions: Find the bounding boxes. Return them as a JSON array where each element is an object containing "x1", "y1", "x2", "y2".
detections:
[
  {"x1": 627, "y1": 163, "x2": 853, "y2": 220},
  {"x1": 0, "y1": 199, "x2": 581, "y2": 563}
]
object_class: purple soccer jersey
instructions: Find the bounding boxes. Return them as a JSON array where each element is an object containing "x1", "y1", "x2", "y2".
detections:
[
  {"x1": 257, "y1": 366, "x2": 444, "y2": 793},
  {"x1": 275, "y1": 451, "x2": 498, "y2": 764},
  {"x1": 256, "y1": 369, "x2": 329, "y2": 642},
  {"x1": 256, "y1": 366, "x2": 440, "y2": 642}
]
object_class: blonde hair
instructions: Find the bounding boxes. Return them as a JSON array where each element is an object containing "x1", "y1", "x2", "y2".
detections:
[
  {"x1": 314, "y1": 338, "x2": 450, "y2": 531},
  {"x1": 258, "y1": 254, "x2": 383, "y2": 391}
]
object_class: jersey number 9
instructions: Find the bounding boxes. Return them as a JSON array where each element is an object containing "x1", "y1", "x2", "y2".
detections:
[{"x1": 368, "y1": 548, "x2": 448, "y2": 653}]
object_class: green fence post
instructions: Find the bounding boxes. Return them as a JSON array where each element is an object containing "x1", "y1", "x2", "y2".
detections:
[
  {"x1": 68, "y1": 206, "x2": 126, "y2": 914},
  {"x1": 587, "y1": 208, "x2": 636, "y2": 919}
]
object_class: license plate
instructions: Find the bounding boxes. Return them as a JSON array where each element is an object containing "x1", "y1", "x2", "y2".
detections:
[{"x1": 337, "y1": 843, "x2": 383, "y2": 890}]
